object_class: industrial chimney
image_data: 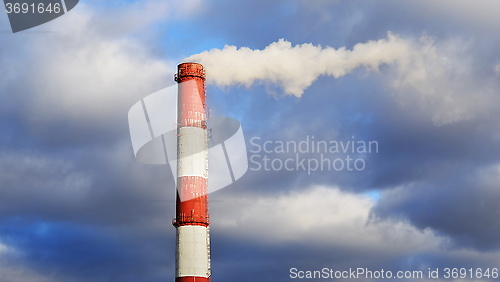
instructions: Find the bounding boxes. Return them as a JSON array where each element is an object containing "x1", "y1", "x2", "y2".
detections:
[{"x1": 173, "y1": 63, "x2": 211, "y2": 282}]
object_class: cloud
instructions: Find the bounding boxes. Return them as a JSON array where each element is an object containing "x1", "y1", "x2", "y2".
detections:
[
  {"x1": 0, "y1": 263, "x2": 55, "y2": 282},
  {"x1": 211, "y1": 186, "x2": 440, "y2": 254},
  {"x1": 208, "y1": 185, "x2": 500, "y2": 281},
  {"x1": 373, "y1": 162, "x2": 500, "y2": 251},
  {"x1": 408, "y1": 0, "x2": 500, "y2": 29},
  {"x1": 0, "y1": 241, "x2": 56, "y2": 282},
  {"x1": 388, "y1": 35, "x2": 500, "y2": 125},
  {"x1": 2, "y1": 0, "x2": 500, "y2": 280},
  {"x1": 27, "y1": 14, "x2": 170, "y2": 124},
  {"x1": 0, "y1": 0, "x2": 211, "y2": 128},
  {"x1": 0, "y1": 139, "x2": 176, "y2": 228},
  {"x1": 0, "y1": 2, "x2": 203, "y2": 279},
  {"x1": 0, "y1": 218, "x2": 174, "y2": 282}
]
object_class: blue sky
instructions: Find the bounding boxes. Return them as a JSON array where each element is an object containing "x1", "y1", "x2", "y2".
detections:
[{"x1": 1, "y1": 0, "x2": 500, "y2": 281}]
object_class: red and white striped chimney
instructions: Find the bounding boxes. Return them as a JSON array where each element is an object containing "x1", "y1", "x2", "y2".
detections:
[{"x1": 173, "y1": 63, "x2": 211, "y2": 282}]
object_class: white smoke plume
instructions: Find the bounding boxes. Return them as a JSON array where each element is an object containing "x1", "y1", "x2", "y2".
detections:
[
  {"x1": 184, "y1": 32, "x2": 414, "y2": 97},
  {"x1": 186, "y1": 33, "x2": 500, "y2": 125}
]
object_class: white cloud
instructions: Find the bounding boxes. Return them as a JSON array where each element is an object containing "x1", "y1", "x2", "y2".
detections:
[
  {"x1": 25, "y1": 7, "x2": 171, "y2": 124},
  {"x1": 211, "y1": 186, "x2": 440, "y2": 256},
  {"x1": 210, "y1": 185, "x2": 500, "y2": 274},
  {"x1": 1, "y1": 0, "x2": 205, "y2": 125},
  {"x1": 0, "y1": 242, "x2": 8, "y2": 254}
]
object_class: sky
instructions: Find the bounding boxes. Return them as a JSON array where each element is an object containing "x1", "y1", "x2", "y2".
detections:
[{"x1": 1, "y1": 0, "x2": 500, "y2": 281}]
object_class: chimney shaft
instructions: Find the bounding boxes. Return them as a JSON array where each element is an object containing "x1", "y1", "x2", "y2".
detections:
[{"x1": 174, "y1": 62, "x2": 211, "y2": 282}]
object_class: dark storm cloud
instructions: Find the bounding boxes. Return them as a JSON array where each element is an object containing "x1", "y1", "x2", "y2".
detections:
[
  {"x1": 0, "y1": 112, "x2": 178, "y2": 280},
  {"x1": 0, "y1": 217, "x2": 175, "y2": 282},
  {"x1": 0, "y1": 2, "x2": 183, "y2": 280},
  {"x1": 373, "y1": 169, "x2": 500, "y2": 251},
  {"x1": 0, "y1": 137, "x2": 177, "y2": 225},
  {"x1": 208, "y1": 66, "x2": 500, "y2": 193},
  {"x1": 1, "y1": 0, "x2": 500, "y2": 280},
  {"x1": 196, "y1": 0, "x2": 500, "y2": 258},
  {"x1": 209, "y1": 235, "x2": 415, "y2": 282}
]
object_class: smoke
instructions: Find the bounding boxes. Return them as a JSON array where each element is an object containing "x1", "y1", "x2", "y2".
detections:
[
  {"x1": 184, "y1": 32, "x2": 414, "y2": 97},
  {"x1": 186, "y1": 33, "x2": 500, "y2": 125}
]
